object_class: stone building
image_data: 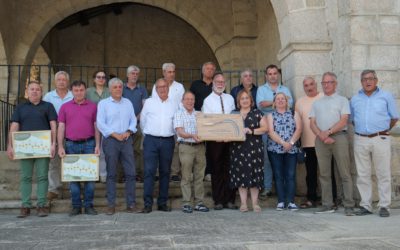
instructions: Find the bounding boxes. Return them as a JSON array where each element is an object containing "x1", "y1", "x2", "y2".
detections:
[{"x1": 0, "y1": 0, "x2": 399, "y2": 204}]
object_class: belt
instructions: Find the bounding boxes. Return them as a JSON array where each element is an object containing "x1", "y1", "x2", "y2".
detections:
[
  {"x1": 65, "y1": 137, "x2": 94, "y2": 143},
  {"x1": 147, "y1": 134, "x2": 174, "y2": 139},
  {"x1": 331, "y1": 130, "x2": 347, "y2": 136},
  {"x1": 355, "y1": 131, "x2": 389, "y2": 138},
  {"x1": 179, "y1": 141, "x2": 204, "y2": 146}
]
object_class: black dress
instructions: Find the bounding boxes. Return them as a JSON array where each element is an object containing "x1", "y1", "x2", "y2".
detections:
[{"x1": 230, "y1": 109, "x2": 264, "y2": 189}]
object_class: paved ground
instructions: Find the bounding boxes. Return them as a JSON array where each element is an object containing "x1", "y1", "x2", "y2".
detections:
[{"x1": 0, "y1": 207, "x2": 399, "y2": 250}]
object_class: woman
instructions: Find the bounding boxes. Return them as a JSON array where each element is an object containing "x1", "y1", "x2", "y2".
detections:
[
  {"x1": 86, "y1": 70, "x2": 110, "y2": 183},
  {"x1": 267, "y1": 92, "x2": 302, "y2": 211},
  {"x1": 230, "y1": 90, "x2": 268, "y2": 212}
]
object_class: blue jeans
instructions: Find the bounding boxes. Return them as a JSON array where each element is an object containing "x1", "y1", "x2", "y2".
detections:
[
  {"x1": 65, "y1": 139, "x2": 96, "y2": 208},
  {"x1": 262, "y1": 134, "x2": 273, "y2": 190},
  {"x1": 103, "y1": 136, "x2": 136, "y2": 207},
  {"x1": 143, "y1": 135, "x2": 175, "y2": 207},
  {"x1": 268, "y1": 151, "x2": 297, "y2": 204}
]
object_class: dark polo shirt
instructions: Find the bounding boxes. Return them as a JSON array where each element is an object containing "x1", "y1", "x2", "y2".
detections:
[
  {"x1": 122, "y1": 84, "x2": 148, "y2": 116},
  {"x1": 190, "y1": 79, "x2": 213, "y2": 111},
  {"x1": 230, "y1": 83, "x2": 258, "y2": 110},
  {"x1": 11, "y1": 100, "x2": 58, "y2": 131}
]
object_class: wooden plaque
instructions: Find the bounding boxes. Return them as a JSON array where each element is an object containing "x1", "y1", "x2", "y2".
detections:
[
  {"x1": 196, "y1": 113, "x2": 245, "y2": 141},
  {"x1": 12, "y1": 130, "x2": 51, "y2": 159},
  {"x1": 62, "y1": 154, "x2": 99, "y2": 182}
]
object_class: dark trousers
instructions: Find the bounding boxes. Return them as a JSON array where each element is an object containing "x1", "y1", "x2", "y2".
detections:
[
  {"x1": 206, "y1": 141, "x2": 236, "y2": 205},
  {"x1": 303, "y1": 147, "x2": 318, "y2": 202},
  {"x1": 103, "y1": 136, "x2": 136, "y2": 207},
  {"x1": 143, "y1": 135, "x2": 175, "y2": 207}
]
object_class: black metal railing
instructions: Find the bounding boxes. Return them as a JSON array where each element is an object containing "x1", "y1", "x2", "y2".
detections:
[{"x1": 0, "y1": 64, "x2": 265, "y2": 150}]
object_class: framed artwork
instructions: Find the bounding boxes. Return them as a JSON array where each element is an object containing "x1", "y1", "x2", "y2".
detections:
[
  {"x1": 61, "y1": 154, "x2": 99, "y2": 182},
  {"x1": 12, "y1": 130, "x2": 51, "y2": 159},
  {"x1": 197, "y1": 114, "x2": 246, "y2": 141}
]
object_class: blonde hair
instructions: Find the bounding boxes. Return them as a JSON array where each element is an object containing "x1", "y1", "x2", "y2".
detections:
[{"x1": 272, "y1": 92, "x2": 289, "y2": 111}]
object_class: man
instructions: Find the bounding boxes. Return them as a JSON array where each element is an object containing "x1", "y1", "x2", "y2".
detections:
[
  {"x1": 174, "y1": 91, "x2": 209, "y2": 213},
  {"x1": 97, "y1": 78, "x2": 138, "y2": 215},
  {"x1": 123, "y1": 65, "x2": 148, "y2": 182},
  {"x1": 141, "y1": 78, "x2": 178, "y2": 213},
  {"x1": 151, "y1": 63, "x2": 185, "y2": 182},
  {"x1": 230, "y1": 69, "x2": 258, "y2": 109},
  {"x1": 351, "y1": 70, "x2": 399, "y2": 217},
  {"x1": 202, "y1": 73, "x2": 237, "y2": 210},
  {"x1": 7, "y1": 81, "x2": 57, "y2": 218},
  {"x1": 57, "y1": 80, "x2": 100, "y2": 216},
  {"x1": 190, "y1": 62, "x2": 216, "y2": 181},
  {"x1": 295, "y1": 76, "x2": 323, "y2": 208},
  {"x1": 256, "y1": 64, "x2": 293, "y2": 198},
  {"x1": 310, "y1": 72, "x2": 355, "y2": 215},
  {"x1": 43, "y1": 71, "x2": 73, "y2": 200},
  {"x1": 190, "y1": 62, "x2": 216, "y2": 111}
]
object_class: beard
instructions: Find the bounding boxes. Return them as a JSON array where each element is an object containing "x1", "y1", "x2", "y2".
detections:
[{"x1": 213, "y1": 86, "x2": 225, "y2": 94}]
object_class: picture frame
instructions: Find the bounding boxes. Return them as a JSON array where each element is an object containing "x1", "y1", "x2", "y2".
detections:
[
  {"x1": 12, "y1": 130, "x2": 51, "y2": 159},
  {"x1": 196, "y1": 113, "x2": 246, "y2": 141},
  {"x1": 61, "y1": 154, "x2": 99, "y2": 182}
]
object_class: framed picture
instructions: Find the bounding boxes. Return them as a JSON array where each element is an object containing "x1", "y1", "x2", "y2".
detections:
[
  {"x1": 196, "y1": 113, "x2": 246, "y2": 141},
  {"x1": 12, "y1": 130, "x2": 51, "y2": 159},
  {"x1": 61, "y1": 154, "x2": 99, "y2": 182}
]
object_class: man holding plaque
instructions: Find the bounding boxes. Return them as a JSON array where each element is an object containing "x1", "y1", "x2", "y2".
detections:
[
  {"x1": 7, "y1": 81, "x2": 57, "y2": 218},
  {"x1": 202, "y1": 73, "x2": 237, "y2": 210},
  {"x1": 57, "y1": 80, "x2": 100, "y2": 216},
  {"x1": 97, "y1": 77, "x2": 138, "y2": 215}
]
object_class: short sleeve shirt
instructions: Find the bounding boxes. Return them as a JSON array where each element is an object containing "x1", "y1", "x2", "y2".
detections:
[{"x1": 11, "y1": 100, "x2": 57, "y2": 131}]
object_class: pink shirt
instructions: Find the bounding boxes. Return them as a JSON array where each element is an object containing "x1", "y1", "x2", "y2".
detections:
[
  {"x1": 58, "y1": 99, "x2": 97, "y2": 141},
  {"x1": 295, "y1": 92, "x2": 323, "y2": 148}
]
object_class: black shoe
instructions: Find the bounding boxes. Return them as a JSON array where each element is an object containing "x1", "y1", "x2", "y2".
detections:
[
  {"x1": 154, "y1": 176, "x2": 159, "y2": 182},
  {"x1": 158, "y1": 204, "x2": 171, "y2": 212},
  {"x1": 84, "y1": 207, "x2": 98, "y2": 215},
  {"x1": 182, "y1": 205, "x2": 193, "y2": 213},
  {"x1": 142, "y1": 206, "x2": 152, "y2": 214},
  {"x1": 379, "y1": 207, "x2": 390, "y2": 217},
  {"x1": 170, "y1": 175, "x2": 181, "y2": 182},
  {"x1": 224, "y1": 202, "x2": 238, "y2": 210},
  {"x1": 69, "y1": 207, "x2": 81, "y2": 216},
  {"x1": 214, "y1": 203, "x2": 224, "y2": 210},
  {"x1": 355, "y1": 207, "x2": 372, "y2": 216}
]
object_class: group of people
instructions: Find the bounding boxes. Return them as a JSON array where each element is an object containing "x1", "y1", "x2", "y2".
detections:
[{"x1": 7, "y1": 61, "x2": 398, "y2": 219}]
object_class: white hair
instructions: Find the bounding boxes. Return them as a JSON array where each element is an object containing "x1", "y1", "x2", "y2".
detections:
[
  {"x1": 162, "y1": 63, "x2": 175, "y2": 71},
  {"x1": 55, "y1": 71, "x2": 70, "y2": 81},
  {"x1": 127, "y1": 65, "x2": 140, "y2": 75},
  {"x1": 108, "y1": 77, "x2": 123, "y2": 88}
]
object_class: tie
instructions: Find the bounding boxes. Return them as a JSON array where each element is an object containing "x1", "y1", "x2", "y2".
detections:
[{"x1": 220, "y1": 95, "x2": 225, "y2": 114}]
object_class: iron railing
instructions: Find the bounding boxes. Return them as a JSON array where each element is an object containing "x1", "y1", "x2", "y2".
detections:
[{"x1": 0, "y1": 64, "x2": 265, "y2": 150}]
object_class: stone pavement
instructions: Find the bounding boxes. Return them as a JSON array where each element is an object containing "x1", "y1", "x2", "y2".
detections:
[{"x1": 0, "y1": 207, "x2": 399, "y2": 249}]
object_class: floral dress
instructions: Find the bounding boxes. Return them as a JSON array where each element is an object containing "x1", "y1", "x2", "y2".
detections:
[{"x1": 230, "y1": 109, "x2": 264, "y2": 189}]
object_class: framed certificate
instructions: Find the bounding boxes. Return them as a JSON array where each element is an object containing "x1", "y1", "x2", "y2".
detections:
[
  {"x1": 197, "y1": 113, "x2": 245, "y2": 141},
  {"x1": 12, "y1": 130, "x2": 51, "y2": 159},
  {"x1": 61, "y1": 154, "x2": 99, "y2": 182}
]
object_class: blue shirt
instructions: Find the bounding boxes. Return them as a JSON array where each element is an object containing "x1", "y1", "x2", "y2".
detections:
[
  {"x1": 96, "y1": 96, "x2": 137, "y2": 138},
  {"x1": 43, "y1": 90, "x2": 73, "y2": 114},
  {"x1": 267, "y1": 110, "x2": 299, "y2": 154},
  {"x1": 350, "y1": 87, "x2": 399, "y2": 134},
  {"x1": 122, "y1": 84, "x2": 148, "y2": 116},
  {"x1": 256, "y1": 82, "x2": 293, "y2": 114}
]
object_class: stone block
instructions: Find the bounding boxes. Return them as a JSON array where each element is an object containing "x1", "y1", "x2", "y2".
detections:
[
  {"x1": 379, "y1": 16, "x2": 400, "y2": 44},
  {"x1": 351, "y1": 16, "x2": 378, "y2": 42},
  {"x1": 288, "y1": 9, "x2": 330, "y2": 42},
  {"x1": 286, "y1": 0, "x2": 306, "y2": 12},
  {"x1": 369, "y1": 45, "x2": 399, "y2": 69},
  {"x1": 351, "y1": 45, "x2": 368, "y2": 69},
  {"x1": 306, "y1": 0, "x2": 325, "y2": 8},
  {"x1": 270, "y1": 0, "x2": 289, "y2": 24}
]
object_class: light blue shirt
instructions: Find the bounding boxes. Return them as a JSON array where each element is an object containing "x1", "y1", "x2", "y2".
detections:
[
  {"x1": 43, "y1": 90, "x2": 73, "y2": 114},
  {"x1": 96, "y1": 96, "x2": 137, "y2": 138},
  {"x1": 256, "y1": 82, "x2": 293, "y2": 114},
  {"x1": 350, "y1": 87, "x2": 399, "y2": 134}
]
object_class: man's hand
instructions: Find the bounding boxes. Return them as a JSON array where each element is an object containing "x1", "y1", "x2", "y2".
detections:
[
  {"x1": 6, "y1": 146, "x2": 14, "y2": 160},
  {"x1": 192, "y1": 134, "x2": 201, "y2": 142},
  {"x1": 323, "y1": 137, "x2": 336, "y2": 144},
  {"x1": 94, "y1": 146, "x2": 100, "y2": 155},
  {"x1": 50, "y1": 144, "x2": 56, "y2": 158},
  {"x1": 58, "y1": 146, "x2": 66, "y2": 158},
  {"x1": 282, "y1": 141, "x2": 292, "y2": 152},
  {"x1": 318, "y1": 130, "x2": 330, "y2": 142}
]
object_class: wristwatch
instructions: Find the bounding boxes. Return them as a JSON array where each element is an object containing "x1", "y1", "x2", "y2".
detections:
[{"x1": 290, "y1": 140, "x2": 295, "y2": 146}]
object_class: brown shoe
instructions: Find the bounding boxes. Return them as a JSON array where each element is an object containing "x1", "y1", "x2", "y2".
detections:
[
  {"x1": 126, "y1": 206, "x2": 138, "y2": 213},
  {"x1": 37, "y1": 207, "x2": 48, "y2": 217},
  {"x1": 17, "y1": 207, "x2": 30, "y2": 218},
  {"x1": 106, "y1": 207, "x2": 115, "y2": 215},
  {"x1": 47, "y1": 192, "x2": 59, "y2": 200}
]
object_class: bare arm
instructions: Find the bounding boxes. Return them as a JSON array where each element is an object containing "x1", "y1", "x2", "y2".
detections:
[
  {"x1": 290, "y1": 111, "x2": 302, "y2": 143},
  {"x1": 50, "y1": 120, "x2": 57, "y2": 158},
  {"x1": 253, "y1": 115, "x2": 268, "y2": 135},
  {"x1": 94, "y1": 122, "x2": 100, "y2": 155},
  {"x1": 258, "y1": 100, "x2": 273, "y2": 109},
  {"x1": 6, "y1": 122, "x2": 19, "y2": 160},
  {"x1": 176, "y1": 127, "x2": 200, "y2": 142}
]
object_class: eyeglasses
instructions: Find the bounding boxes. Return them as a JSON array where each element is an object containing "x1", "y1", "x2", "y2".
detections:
[
  {"x1": 96, "y1": 76, "x2": 106, "y2": 79},
  {"x1": 321, "y1": 81, "x2": 335, "y2": 85},
  {"x1": 361, "y1": 77, "x2": 377, "y2": 82}
]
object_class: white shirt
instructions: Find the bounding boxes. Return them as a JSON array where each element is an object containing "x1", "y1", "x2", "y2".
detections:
[
  {"x1": 141, "y1": 95, "x2": 178, "y2": 137},
  {"x1": 202, "y1": 92, "x2": 235, "y2": 114},
  {"x1": 152, "y1": 80, "x2": 185, "y2": 109}
]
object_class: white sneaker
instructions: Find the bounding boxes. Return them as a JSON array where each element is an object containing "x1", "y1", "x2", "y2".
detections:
[
  {"x1": 287, "y1": 203, "x2": 299, "y2": 211},
  {"x1": 276, "y1": 202, "x2": 285, "y2": 211}
]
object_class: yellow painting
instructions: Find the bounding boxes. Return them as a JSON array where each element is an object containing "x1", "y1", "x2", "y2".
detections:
[
  {"x1": 62, "y1": 154, "x2": 99, "y2": 182},
  {"x1": 12, "y1": 130, "x2": 51, "y2": 159}
]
